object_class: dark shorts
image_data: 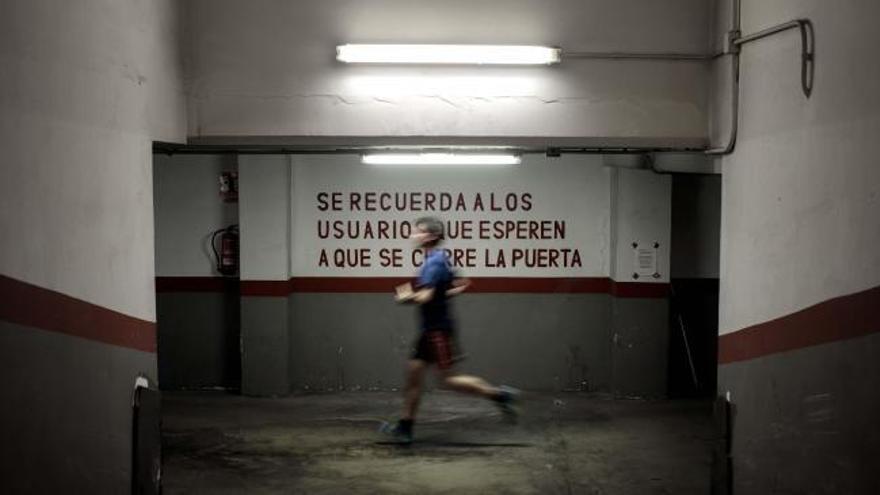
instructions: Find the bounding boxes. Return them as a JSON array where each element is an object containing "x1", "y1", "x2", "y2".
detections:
[{"x1": 412, "y1": 330, "x2": 455, "y2": 370}]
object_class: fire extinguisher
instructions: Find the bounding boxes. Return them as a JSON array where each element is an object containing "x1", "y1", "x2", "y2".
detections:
[{"x1": 211, "y1": 225, "x2": 239, "y2": 276}]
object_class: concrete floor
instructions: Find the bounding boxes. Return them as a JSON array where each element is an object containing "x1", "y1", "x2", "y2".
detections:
[{"x1": 162, "y1": 391, "x2": 714, "y2": 494}]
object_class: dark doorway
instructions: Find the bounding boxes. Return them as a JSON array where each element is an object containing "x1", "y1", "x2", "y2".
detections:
[{"x1": 667, "y1": 174, "x2": 721, "y2": 398}]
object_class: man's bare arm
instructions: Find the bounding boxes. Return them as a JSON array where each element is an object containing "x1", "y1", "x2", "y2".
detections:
[{"x1": 446, "y1": 278, "x2": 471, "y2": 297}]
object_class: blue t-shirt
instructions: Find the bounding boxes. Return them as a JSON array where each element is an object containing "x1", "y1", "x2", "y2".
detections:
[{"x1": 416, "y1": 249, "x2": 454, "y2": 331}]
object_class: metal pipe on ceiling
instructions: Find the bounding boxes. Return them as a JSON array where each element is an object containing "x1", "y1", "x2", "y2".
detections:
[
  {"x1": 705, "y1": 56, "x2": 740, "y2": 155},
  {"x1": 707, "y1": 0, "x2": 814, "y2": 156},
  {"x1": 734, "y1": 19, "x2": 815, "y2": 98}
]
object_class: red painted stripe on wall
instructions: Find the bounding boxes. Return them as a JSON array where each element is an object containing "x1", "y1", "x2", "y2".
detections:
[
  {"x1": 233, "y1": 276, "x2": 669, "y2": 297},
  {"x1": 0, "y1": 274, "x2": 156, "y2": 353},
  {"x1": 719, "y1": 284, "x2": 880, "y2": 364},
  {"x1": 240, "y1": 279, "x2": 292, "y2": 297},
  {"x1": 287, "y1": 277, "x2": 412, "y2": 293},
  {"x1": 155, "y1": 276, "x2": 239, "y2": 292}
]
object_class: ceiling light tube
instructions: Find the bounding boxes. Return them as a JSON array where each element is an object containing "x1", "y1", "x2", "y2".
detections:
[
  {"x1": 337, "y1": 44, "x2": 561, "y2": 65},
  {"x1": 362, "y1": 153, "x2": 521, "y2": 166}
]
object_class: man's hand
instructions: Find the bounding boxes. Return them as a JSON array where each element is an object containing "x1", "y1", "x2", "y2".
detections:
[
  {"x1": 395, "y1": 283, "x2": 414, "y2": 303},
  {"x1": 395, "y1": 282, "x2": 434, "y2": 304}
]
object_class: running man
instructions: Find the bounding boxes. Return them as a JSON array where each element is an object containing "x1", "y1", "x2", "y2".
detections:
[{"x1": 382, "y1": 216, "x2": 519, "y2": 444}]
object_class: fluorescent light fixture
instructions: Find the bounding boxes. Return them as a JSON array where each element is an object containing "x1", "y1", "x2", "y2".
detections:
[
  {"x1": 337, "y1": 44, "x2": 561, "y2": 65},
  {"x1": 363, "y1": 153, "x2": 521, "y2": 166}
]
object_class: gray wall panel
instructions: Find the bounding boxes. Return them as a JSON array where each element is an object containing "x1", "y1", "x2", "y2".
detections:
[
  {"x1": 288, "y1": 293, "x2": 667, "y2": 393},
  {"x1": 241, "y1": 296, "x2": 290, "y2": 396},
  {"x1": 719, "y1": 333, "x2": 880, "y2": 495},
  {"x1": 610, "y1": 298, "x2": 670, "y2": 398},
  {"x1": 0, "y1": 322, "x2": 156, "y2": 494},
  {"x1": 453, "y1": 294, "x2": 612, "y2": 392},
  {"x1": 157, "y1": 292, "x2": 240, "y2": 390},
  {"x1": 288, "y1": 294, "x2": 414, "y2": 392}
]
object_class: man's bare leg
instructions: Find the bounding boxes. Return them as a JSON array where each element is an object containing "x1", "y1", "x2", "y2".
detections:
[
  {"x1": 438, "y1": 369, "x2": 520, "y2": 422},
  {"x1": 402, "y1": 359, "x2": 428, "y2": 420},
  {"x1": 381, "y1": 360, "x2": 427, "y2": 443},
  {"x1": 440, "y1": 372, "x2": 501, "y2": 399}
]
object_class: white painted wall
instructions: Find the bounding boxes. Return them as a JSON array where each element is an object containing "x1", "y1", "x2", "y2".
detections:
[
  {"x1": 609, "y1": 168, "x2": 673, "y2": 283},
  {"x1": 0, "y1": 0, "x2": 186, "y2": 321},
  {"x1": 716, "y1": 0, "x2": 880, "y2": 334},
  {"x1": 154, "y1": 155, "x2": 239, "y2": 276},
  {"x1": 185, "y1": 0, "x2": 711, "y2": 143},
  {"x1": 239, "y1": 156, "x2": 292, "y2": 281},
  {"x1": 289, "y1": 154, "x2": 611, "y2": 277}
]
